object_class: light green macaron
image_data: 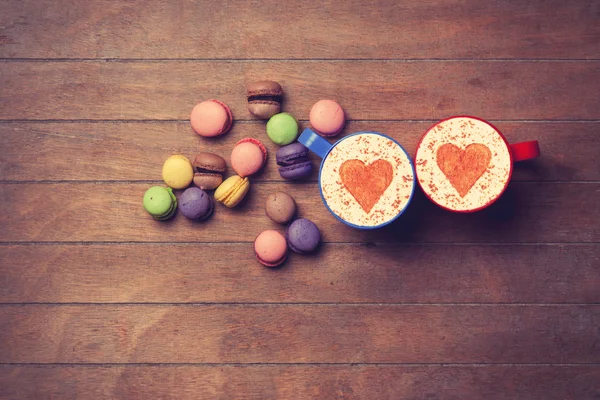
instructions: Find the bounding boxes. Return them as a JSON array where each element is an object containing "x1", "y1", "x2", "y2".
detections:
[
  {"x1": 143, "y1": 186, "x2": 177, "y2": 220},
  {"x1": 266, "y1": 112, "x2": 299, "y2": 145}
]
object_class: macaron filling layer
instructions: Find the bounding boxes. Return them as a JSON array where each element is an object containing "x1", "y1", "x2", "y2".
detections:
[
  {"x1": 215, "y1": 176, "x2": 250, "y2": 207},
  {"x1": 279, "y1": 163, "x2": 312, "y2": 180},
  {"x1": 195, "y1": 166, "x2": 223, "y2": 174},
  {"x1": 254, "y1": 249, "x2": 287, "y2": 267},
  {"x1": 248, "y1": 94, "x2": 282, "y2": 104},
  {"x1": 155, "y1": 201, "x2": 177, "y2": 220}
]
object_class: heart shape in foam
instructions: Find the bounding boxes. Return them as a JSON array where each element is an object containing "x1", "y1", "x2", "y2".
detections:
[
  {"x1": 436, "y1": 143, "x2": 492, "y2": 197},
  {"x1": 339, "y1": 159, "x2": 393, "y2": 213}
]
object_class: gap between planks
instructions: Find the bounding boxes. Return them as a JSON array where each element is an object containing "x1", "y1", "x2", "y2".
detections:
[
  {"x1": 0, "y1": 362, "x2": 598, "y2": 367},
  {"x1": 0, "y1": 303, "x2": 598, "y2": 307},
  {"x1": 0, "y1": 242, "x2": 598, "y2": 246},
  {"x1": 1, "y1": 58, "x2": 600, "y2": 63}
]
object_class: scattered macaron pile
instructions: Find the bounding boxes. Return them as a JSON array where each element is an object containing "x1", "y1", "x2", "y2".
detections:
[
  {"x1": 143, "y1": 80, "x2": 343, "y2": 267},
  {"x1": 255, "y1": 191, "x2": 321, "y2": 267}
]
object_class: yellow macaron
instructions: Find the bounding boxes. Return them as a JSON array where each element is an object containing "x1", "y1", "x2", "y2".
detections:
[
  {"x1": 162, "y1": 155, "x2": 194, "y2": 189},
  {"x1": 214, "y1": 175, "x2": 250, "y2": 208}
]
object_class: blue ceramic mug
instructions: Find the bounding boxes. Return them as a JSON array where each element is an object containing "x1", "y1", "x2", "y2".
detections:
[{"x1": 299, "y1": 128, "x2": 415, "y2": 229}]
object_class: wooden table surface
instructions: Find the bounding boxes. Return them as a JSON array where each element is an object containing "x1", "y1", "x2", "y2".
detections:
[{"x1": 1, "y1": 0, "x2": 599, "y2": 398}]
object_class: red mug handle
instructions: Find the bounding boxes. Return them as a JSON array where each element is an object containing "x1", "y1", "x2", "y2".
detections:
[{"x1": 510, "y1": 140, "x2": 540, "y2": 162}]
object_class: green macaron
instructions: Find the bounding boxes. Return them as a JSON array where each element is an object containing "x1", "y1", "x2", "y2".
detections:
[
  {"x1": 143, "y1": 186, "x2": 177, "y2": 220},
  {"x1": 266, "y1": 112, "x2": 299, "y2": 145}
]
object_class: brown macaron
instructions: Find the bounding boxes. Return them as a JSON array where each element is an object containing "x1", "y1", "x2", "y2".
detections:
[
  {"x1": 247, "y1": 81, "x2": 283, "y2": 119},
  {"x1": 192, "y1": 152, "x2": 226, "y2": 190},
  {"x1": 265, "y1": 191, "x2": 297, "y2": 224}
]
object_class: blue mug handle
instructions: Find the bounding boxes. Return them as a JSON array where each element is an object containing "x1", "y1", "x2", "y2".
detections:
[{"x1": 298, "y1": 128, "x2": 333, "y2": 159}]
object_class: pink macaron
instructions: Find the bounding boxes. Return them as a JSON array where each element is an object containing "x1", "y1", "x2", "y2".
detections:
[
  {"x1": 230, "y1": 138, "x2": 268, "y2": 177},
  {"x1": 190, "y1": 100, "x2": 233, "y2": 137},
  {"x1": 254, "y1": 230, "x2": 288, "y2": 267},
  {"x1": 309, "y1": 99, "x2": 345, "y2": 137}
]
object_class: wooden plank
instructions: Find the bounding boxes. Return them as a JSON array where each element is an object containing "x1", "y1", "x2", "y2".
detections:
[
  {"x1": 1, "y1": 62, "x2": 599, "y2": 120},
  {"x1": 5, "y1": 305, "x2": 600, "y2": 363},
  {"x1": 0, "y1": 365, "x2": 598, "y2": 400},
  {"x1": 0, "y1": 183, "x2": 597, "y2": 243},
  {"x1": 0, "y1": 244, "x2": 597, "y2": 304},
  {"x1": 0, "y1": 305, "x2": 597, "y2": 363},
  {"x1": 1, "y1": 122, "x2": 597, "y2": 182},
  {"x1": 1, "y1": 0, "x2": 598, "y2": 59}
]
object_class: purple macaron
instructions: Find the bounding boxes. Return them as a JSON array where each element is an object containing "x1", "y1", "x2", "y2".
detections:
[
  {"x1": 178, "y1": 187, "x2": 214, "y2": 220},
  {"x1": 286, "y1": 218, "x2": 321, "y2": 254},
  {"x1": 276, "y1": 142, "x2": 313, "y2": 180}
]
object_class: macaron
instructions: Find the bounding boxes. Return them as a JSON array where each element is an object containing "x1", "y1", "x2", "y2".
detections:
[
  {"x1": 214, "y1": 175, "x2": 250, "y2": 208},
  {"x1": 162, "y1": 155, "x2": 194, "y2": 189},
  {"x1": 254, "y1": 230, "x2": 288, "y2": 267},
  {"x1": 192, "y1": 152, "x2": 226, "y2": 190},
  {"x1": 143, "y1": 186, "x2": 177, "y2": 220},
  {"x1": 230, "y1": 138, "x2": 268, "y2": 177},
  {"x1": 265, "y1": 192, "x2": 297, "y2": 224},
  {"x1": 247, "y1": 81, "x2": 283, "y2": 119},
  {"x1": 286, "y1": 218, "x2": 321, "y2": 254},
  {"x1": 190, "y1": 100, "x2": 233, "y2": 137},
  {"x1": 178, "y1": 187, "x2": 214, "y2": 220},
  {"x1": 276, "y1": 142, "x2": 313, "y2": 180},
  {"x1": 309, "y1": 99, "x2": 345, "y2": 137},
  {"x1": 266, "y1": 112, "x2": 299, "y2": 145}
]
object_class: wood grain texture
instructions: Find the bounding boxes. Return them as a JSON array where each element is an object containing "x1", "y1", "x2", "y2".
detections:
[
  {"x1": 1, "y1": 62, "x2": 599, "y2": 120},
  {"x1": 0, "y1": 182, "x2": 597, "y2": 243},
  {"x1": 1, "y1": 365, "x2": 598, "y2": 400},
  {"x1": 0, "y1": 244, "x2": 598, "y2": 304},
  {"x1": 1, "y1": 0, "x2": 599, "y2": 59},
  {"x1": 1, "y1": 0, "x2": 599, "y2": 396},
  {"x1": 1, "y1": 122, "x2": 597, "y2": 182},
  {"x1": 0, "y1": 305, "x2": 597, "y2": 363}
]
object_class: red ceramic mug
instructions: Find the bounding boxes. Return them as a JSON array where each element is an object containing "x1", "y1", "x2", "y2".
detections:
[{"x1": 414, "y1": 116, "x2": 540, "y2": 213}]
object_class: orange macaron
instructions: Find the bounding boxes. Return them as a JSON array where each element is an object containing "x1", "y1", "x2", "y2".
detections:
[
  {"x1": 190, "y1": 99, "x2": 233, "y2": 137},
  {"x1": 254, "y1": 230, "x2": 288, "y2": 267},
  {"x1": 230, "y1": 138, "x2": 268, "y2": 177},
  {"x1": 309, "y1": 99, "x2": 345, "y2": 137}
]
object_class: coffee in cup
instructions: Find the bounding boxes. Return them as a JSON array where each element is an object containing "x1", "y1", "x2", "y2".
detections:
[
  {"x1": 299, "y1": 129, "x2": 415, "y2": 229},
  {"x1": 415, "y1": 116, "x2": 540, "y2": 212}
]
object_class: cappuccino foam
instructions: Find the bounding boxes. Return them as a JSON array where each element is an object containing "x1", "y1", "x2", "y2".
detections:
[
  {"x1": 415, "y1": 117, "x2": 511, "y2": 211},
  {"x1": 321, "y1": 133, "x2": 414, "y2": 227}
]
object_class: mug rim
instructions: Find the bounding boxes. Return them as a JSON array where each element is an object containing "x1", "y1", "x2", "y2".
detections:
[
  {"x1": 414, "y1": 115, "x2": 514, "y2": 213},
  {"x1": 317, "y1": 131, "x2": 416, "y2": 230}
]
